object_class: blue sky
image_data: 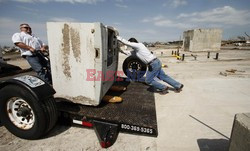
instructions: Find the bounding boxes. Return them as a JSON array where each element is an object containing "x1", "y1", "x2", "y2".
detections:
[{"x1": 0, "y1": 0, "x2": 250, "y2": 46}]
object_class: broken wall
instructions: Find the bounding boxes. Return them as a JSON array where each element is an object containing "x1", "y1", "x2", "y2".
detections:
[{"x1": 183, "y1": 29, "x2": 223, "y2": 52}]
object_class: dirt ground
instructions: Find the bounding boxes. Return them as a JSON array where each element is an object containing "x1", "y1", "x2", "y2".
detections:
[{"x1": 1, "y1": 48, "x2": 250, "y2": 151}]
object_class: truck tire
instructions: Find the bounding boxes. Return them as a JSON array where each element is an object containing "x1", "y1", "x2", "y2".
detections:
[
  {"x1": 0, "y1": 84, "x2": 58, "y2": 139},
  {"x1": 122, "y1": 56, "x2": 147, "y2": 79}
]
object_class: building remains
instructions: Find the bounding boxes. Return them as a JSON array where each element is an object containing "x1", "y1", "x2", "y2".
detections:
[{"x1": 183, "y1": 28, "x2": 223, "y2": 52}]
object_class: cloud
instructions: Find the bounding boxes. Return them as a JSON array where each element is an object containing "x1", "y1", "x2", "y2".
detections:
[
  {"x1": 17, "y1": 5, "x2": 39, "y2": 13},
  {"x1": 172, "y1": 0, "x2": 187, "y2": 7},
  {"x1": 49, "y1": 17, "x2": 77, "y2": 22},
  {"x1": 12, "y1": 0, "x2": 104, "y2": 4},
  {"x1": 0, "y1": 17, "x2": 47, "y2": 45},
  {"x1": 112, "y1": 22, "x2": 121, "y2": 25},
  {"x1": 154, "y1": 19, "x2": 190, "y2": 29},
  {"x1": 114, "y1": 0, "x2": 127, "y2": 8},
  {"x1": 141, "y1": 29, "x2": 157, "y2": 35},
  {"x1": 0, "y1": 17, "x2": 19, "y2": 29},
  {"x1": 117, "y1": 26, "x2": 159, "y2": 42},
  {"x1": 115, "y1": 3, "x2": 127, "y2": 8},
  {"x1": 142, "y1": 15, "x2": 164, "y2": 23},
  {"x1": 13, "y1": 0, "x2": 48, "y2": 2},
  {"x1": 142, "y1": 15, "x2": 191, "y2": 29},
  {"x1": 178, "y1": 6, "x2": 250, "y2": 26},
  {"x1": 164, "y1": 0, "x2": 187, "y2": 8},
  {"x1": 142, "y1": 6, "x2": 250, "y2": 30}
]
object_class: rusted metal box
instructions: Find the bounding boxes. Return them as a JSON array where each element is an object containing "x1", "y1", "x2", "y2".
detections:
[{"x1": 47, "y1": 22, "x2": 119, "y2": 106}]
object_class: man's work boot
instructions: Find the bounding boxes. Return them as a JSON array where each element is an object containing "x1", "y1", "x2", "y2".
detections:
[
  {"x1": 110, "y1": 85, "x2": 127, "y2": 92},
  {"x1": 158, "y1": 87, "x2": 169, "y2": 95},
  {"x1": 175, "y1": 84, "x2": 184, "y2": 93},
  {"x1": 102, "y1": 95, "x2": 123, "y2": 103}
]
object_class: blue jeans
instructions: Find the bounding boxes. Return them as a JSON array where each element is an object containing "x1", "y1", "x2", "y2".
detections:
[
  {"x1": 145, "y1": 58, "x2": 181, "y2": 91},
  {"x1": 26, "y1": 56, "x2": 52, "y2": 84}
]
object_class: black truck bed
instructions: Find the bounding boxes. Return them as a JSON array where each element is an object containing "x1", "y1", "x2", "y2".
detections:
[
  {"x1": 56, "y1": 78, "x2": 158, "y2": 137},
  {"x1": 0, "y1": 72, "x2": 158, "y2": 137}
]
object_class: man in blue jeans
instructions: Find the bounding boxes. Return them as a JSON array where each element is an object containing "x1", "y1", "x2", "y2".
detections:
[
  {"x1": 12, "y1": 23, "x2": 52, "y2": 84},
  {"x1": 117, "y1": 36, "x2": 183, "y2": 94}
]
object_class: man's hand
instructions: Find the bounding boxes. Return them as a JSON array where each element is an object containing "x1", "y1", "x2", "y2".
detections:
[
  {"x1": 15, "y1": 42, "x2": 35, "y2": 52},
  {"x1": 119, "y1": 50, "x2": 126, "y2": 55},
  {"x1": 29, "y1": 47, "x2": 35, "y2": 52},
  {"x1": 119, "y1": 50, "x2": 131, "y2": 56},
  {"x1": 40, "y1": 46, "x2": 46, "y2": 52}
]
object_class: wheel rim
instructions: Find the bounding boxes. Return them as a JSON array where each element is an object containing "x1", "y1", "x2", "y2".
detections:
[
  {"x1": 6, "y1": 97, "x2": 35, "y2": 130},
  {"x1": 128, "y1": 60, "x2": 142, "y2": 72}
]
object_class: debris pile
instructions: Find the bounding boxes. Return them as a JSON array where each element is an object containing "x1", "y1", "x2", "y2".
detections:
[{"x1": 219, "y1": 69, "x2": 246, "y2": 77}]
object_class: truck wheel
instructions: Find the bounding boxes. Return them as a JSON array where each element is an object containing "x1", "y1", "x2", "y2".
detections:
[
  {"x1": 0, "y1": 84, "x2": 58, "y2": 139},
  {"x1": 122, "y1": 56, "x2": 147, "y2": 79}
]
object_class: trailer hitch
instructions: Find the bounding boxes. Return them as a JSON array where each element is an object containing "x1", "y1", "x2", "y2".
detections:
[{"x1": 93, "y1": 120, "x2": 119, "y2": 148}]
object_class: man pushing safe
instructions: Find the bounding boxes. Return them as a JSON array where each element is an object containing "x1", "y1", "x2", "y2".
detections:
[
  {"x1": 117, "y1": 36, "x2": 184, "y2": 94},
  {"x1": 11, "y1": 22, "x2": 183, "y2": 95}
]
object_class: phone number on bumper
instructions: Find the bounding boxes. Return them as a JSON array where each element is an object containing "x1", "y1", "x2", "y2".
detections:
[{"x1": 121, "y1": 124, "x2": 153, "y2": 134}]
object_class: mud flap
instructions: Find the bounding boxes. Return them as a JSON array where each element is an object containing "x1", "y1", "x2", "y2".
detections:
[
  {"x1": 0, "y1": 75, "x2": 55, "y2": 101},
  {"x1": 93, "y1": 120, "x2": 119, "y2": 148}
]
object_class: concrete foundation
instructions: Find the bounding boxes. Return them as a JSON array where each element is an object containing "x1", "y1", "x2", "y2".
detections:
[
  {"x1": 183, "y1": 28, "x2": 222, "y2": 52},
  {"x1": 229, "y1": 113, "x2": 250, "y2": 151}
]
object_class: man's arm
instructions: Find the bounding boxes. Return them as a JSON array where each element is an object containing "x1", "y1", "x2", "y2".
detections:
[
  {"x1": 12, "y1": 33, "x2": 35, "y2": 52},
  {"x1": 15, "y1": 42, "x2": 35, "y2": 52},
  {"x1": 117, "y1": 36, "x2": 141, "y2": 50},
  {"x1": 119, "y1": 49, "x2": 132, "y2": 56}
]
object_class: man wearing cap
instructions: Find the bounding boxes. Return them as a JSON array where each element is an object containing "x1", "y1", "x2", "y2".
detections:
[
  {"x1": 12, "y1": 23, "x2": 51, "y2": 84},
  {"x1": 117, "y1": 36, "x2": 183, "y2": 94}
]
